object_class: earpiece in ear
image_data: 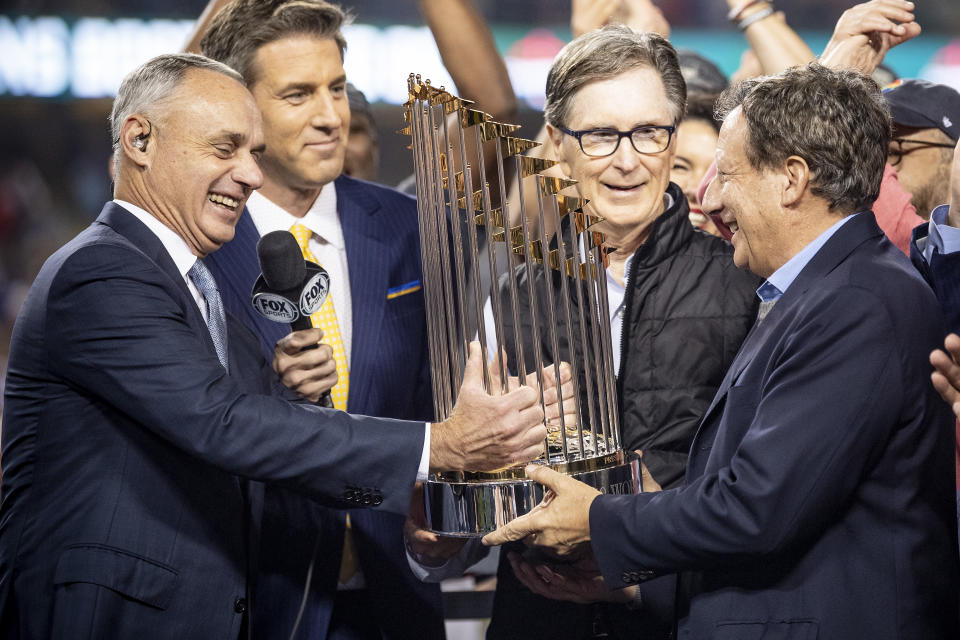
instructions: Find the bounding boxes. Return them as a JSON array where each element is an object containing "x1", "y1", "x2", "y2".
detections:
[{"x1": 133, "y1": 137, "x2": 146, "y2": 150}]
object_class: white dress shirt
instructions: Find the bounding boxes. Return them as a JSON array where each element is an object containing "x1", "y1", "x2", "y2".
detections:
[
  {"x1": 245, "y1": 188, "x2": 431, "y2": 484},
  {"x1": 113, "y1": 200, "x2": 208, "y2": 320}
]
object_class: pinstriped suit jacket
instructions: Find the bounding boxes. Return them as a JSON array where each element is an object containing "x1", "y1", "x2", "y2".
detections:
[{"x1": 204, "y1": 174, "x2": 442, "y2": 639}]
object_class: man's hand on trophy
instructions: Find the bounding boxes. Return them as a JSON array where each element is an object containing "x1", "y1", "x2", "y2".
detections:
[
  {"x1": 506, "y1": 550, "x2": 634, "y2": 605},
  {"x1": 430, "y1": 342, "x2": 546, "y2": 472},
  {"x1": 403, "y1": 482, "x2": 469, "y2": 564},
  {"x1": 481, "y1": 464, "x2": 599, "y2": 554}
]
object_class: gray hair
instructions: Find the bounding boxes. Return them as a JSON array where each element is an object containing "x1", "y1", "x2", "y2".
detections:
[
  {"x1": 110, "y1": 53, "x2": 244, "y2": 175},
  {"x1": 544, "y1": 25, "x2": 687, "y2": 128},
  {"x1": 716, "y1": 64, "x2": 891, "y2": 214},
  {"x1": 200, "y1": 0, "x2": 350, "y2": 86}
]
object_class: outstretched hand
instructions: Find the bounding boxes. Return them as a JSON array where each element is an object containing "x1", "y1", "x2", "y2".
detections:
[
  {"x1": 481, "y1": 464, "x2": 599, "y2": 554},
  {"x1": 819, "y1": 0, "x2": 920, "y2": 75}
]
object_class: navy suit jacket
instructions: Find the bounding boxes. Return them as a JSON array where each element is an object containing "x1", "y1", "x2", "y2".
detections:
[
  {"x1": 590, "y1": 213, "x2": 959, "y2": 639},
  {"x1": 910, "y1": 221, "x2": 960, "y2": 333},
  {"x1": 0, "y1": 202, "x2": 424, "y2": 639},
  {"x1": 204, "y1": 175, "x2": 442, "y2": 639}
]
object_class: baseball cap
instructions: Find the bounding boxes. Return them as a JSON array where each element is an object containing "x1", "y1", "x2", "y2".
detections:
[
  {"x1": 346, "y1": 82, "x2": 374, "y2": 123},
  {"x1": 676, "y1": 49, "x2": 728, "y2": 95},
  {"x1": 882, "y1": 78, "x2": 960, "y2": 142}
]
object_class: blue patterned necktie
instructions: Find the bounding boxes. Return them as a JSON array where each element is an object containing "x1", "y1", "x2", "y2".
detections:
[
  {"x1": 756, "y1": 298, "x2": 777, "y2": 325},
  {"x1": 188, "y1": 260, "x2": 229, "y2": 371}
]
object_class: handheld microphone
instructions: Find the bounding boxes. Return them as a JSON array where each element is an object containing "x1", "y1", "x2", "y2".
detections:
[{"x1": 252, "y1": 230, "x2": 333, "y2": 407}]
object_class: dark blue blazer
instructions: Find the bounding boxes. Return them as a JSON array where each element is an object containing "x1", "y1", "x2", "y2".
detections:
[
  {"x1": 204, "y1": 175, "x2": 442, "y2": 639},
  {"x1": 0, "y1": 202, "x2": 425, "y2": 639},
  {"x1": 910, "y1": 221, "x2": 960, "y2": 333},
  {"x1": 590, "y1": 213, "x2": 959, "y2": 639}
]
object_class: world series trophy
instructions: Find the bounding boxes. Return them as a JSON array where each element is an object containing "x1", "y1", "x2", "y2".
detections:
[{"x1": 402, "y1": 74, "x2": 640, "y2": 537}]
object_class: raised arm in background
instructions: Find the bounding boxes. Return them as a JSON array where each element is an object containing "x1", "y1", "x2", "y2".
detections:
[
  {"x1": 820, "y1": 0, "x2": 921, "y2": 75},
  {"x1": 723, "y1": 0, "x2": 814, "y2": 74},
  {"x1": 415, "y1": 0, "x2": 518, "y2": 200},
  {"x1": 417, "y1": 0, "x2": 517, "y2": 125}
]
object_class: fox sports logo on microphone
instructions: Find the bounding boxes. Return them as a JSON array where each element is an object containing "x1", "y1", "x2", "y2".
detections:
[
  {"x1": 252, "y1": 293, "x2": 300, "y2": 323},
  {"x1": 300, "y1": 271, "x2": 330, "y2": 315}
]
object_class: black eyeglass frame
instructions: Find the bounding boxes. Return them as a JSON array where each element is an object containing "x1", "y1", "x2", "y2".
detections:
[
  {"x1": 557, "y1": 124, "x2": 676, "y2": 158},
  {"x1": 888, "y1": 137, "x2": 956, "y2": 167}
]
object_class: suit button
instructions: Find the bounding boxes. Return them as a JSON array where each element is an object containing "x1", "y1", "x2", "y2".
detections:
[
  {"x1": 234, "y1": 597, "x2": 247, "y2": 614},
  {"x1": 371, "y1": 494, "x2": 383, "y2": 506},
  {"x1": 621, "y1": 571, "x2": 633, "y2": 583}
]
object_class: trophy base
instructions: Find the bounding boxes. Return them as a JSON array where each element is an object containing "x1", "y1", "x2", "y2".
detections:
[{"x1": 424, "y1": 450, "x2": 640, "y2": 537}]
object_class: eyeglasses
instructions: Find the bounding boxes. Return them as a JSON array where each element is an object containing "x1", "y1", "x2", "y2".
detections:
[
  {"x1": 888, "y1": 137, "x2": 955, "y2": 167},
  {"x1": 557, "y1": 124, "x2": 675, "y2": 158}
]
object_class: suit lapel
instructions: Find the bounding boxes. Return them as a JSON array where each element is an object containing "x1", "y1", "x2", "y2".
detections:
[
  {"x1": 337, "y1": 176, "x2": 389, "y2": 413},
  {"x1": 96, "y1": 204, "x2": 223, "y2": 362},
  {"x1": 97, "y1": 203, "x2": 190, "y2": 299},
  {"x1": 687, "y1": 212, "x2": 884, "y2": 467}
]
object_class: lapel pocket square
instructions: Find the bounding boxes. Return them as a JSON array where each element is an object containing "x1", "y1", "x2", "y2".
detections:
[{"x1": 386, "y1": 280, "x2": 421, "y2": 300}]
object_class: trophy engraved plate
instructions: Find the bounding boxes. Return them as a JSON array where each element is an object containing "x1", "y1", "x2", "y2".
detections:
[{"x1": 402, "y1": 74, "x2": 640, "y2": 536}]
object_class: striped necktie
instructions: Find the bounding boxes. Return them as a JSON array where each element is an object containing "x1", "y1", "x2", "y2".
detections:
[
  {"x1": 189, "y1": 260, "x2": 229, "y2": 371},
  {"x1": 756, "y1": 298, "x2": 777, "y2": 325}
]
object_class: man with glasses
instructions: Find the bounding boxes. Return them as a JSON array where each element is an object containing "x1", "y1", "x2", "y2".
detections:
[
  {"x1": 883, "y1": 79, "x2": 960, "y2": 219},
  {"x1": 480, "y1": 26, "x2": 760, "y2": 640}
]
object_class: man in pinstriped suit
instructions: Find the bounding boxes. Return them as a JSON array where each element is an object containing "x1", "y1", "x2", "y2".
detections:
[{"x1": 196, "y1": 0, "x2": 444, "y2": 637}]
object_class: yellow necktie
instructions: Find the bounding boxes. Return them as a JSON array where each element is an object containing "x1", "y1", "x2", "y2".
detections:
[
  {"x1": 290, "y1": 223, "x2": 359, "y2": 584},
  {"x1": 289, "y1": 223, "x2": 350, "y2": 412}
]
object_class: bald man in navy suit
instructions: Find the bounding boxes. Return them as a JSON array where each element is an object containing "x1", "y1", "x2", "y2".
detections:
[{"x1": 0, "y1": 53, "x2": 544, "y2": 639}]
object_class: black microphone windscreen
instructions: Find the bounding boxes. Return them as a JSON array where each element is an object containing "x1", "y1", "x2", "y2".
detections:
[{"x1": 257, "y1": 231, "x2": 305, "y2": 291}]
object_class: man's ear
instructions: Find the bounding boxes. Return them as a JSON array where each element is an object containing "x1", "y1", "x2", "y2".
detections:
[
  {"x1": 119, "y1": 115, "x2": 153, "y2": 168},
  {"x1": 781, "y1": 155, "x2": 810, "y2": 208},
  {"x1": 545, "y1": 123, "x2": 571, "y2": 177}
]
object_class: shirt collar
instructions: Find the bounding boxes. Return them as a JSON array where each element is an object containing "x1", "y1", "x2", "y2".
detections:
[
  {"x1": 112, "y1": 199, "x2": 198, "y2": 277},
  {"x1": 662, "y1": 190, "x2": 674, "y2": 212},
  {"x1": 246, "y1": 184, "x2": 343, "y2": 248},
  {"x1": 758, "y1": 212, "x2": 860, "y2": 301}
]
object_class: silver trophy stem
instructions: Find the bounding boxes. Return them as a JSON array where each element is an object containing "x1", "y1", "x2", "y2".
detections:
[
  {"x1": 546, "y1": 195, "x2": 586, "y2": 457},
  {"x1": 438, "y1": 113, "x2": 470, "y2": 394},
  {"x1": 514, "y1": 157, "x2": 548, "y2": 456},
  {"x1": 473, "y1": 125, "x2": 508, "y2": 392},
  {"x1": 533, "y1": 179, "x2": 569, "y2": 461},
  {"x1": 427, "y1": 107, "x2": 460, "y2": 415},
  {"x1": 455, "y1": 139, "x2": 492, "y2": 393},
  {"x1": 409, "y1": 92, "x2": 447, "y2": 420},
  {"x1": 565, "y1": 216, "x2": 598, "y2": 456},
  {"x1": 494, "y1": 140, "x2": 528, "y2": 382}
]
